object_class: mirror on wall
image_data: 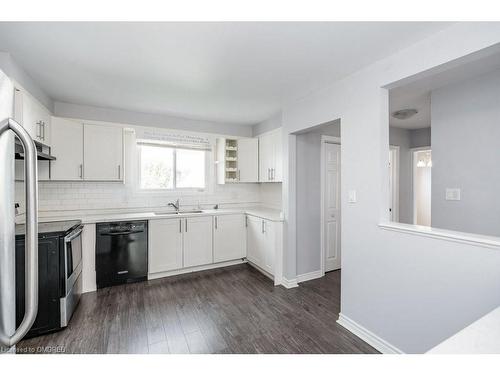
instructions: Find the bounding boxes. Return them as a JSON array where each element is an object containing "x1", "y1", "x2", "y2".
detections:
[{"x1": 388, "y1": 47, "x2": 500, "y2": 238}]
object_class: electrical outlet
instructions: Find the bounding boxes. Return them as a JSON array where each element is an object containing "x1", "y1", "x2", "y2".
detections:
[{"x1": 445, "y1": 188, "x2": 461, "y2": 201}]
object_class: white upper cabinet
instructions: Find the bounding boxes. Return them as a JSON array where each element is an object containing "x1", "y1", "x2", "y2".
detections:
[
  {"x1": 213, "y1": 214, "x2": 246, "y2": 263},
  {"x1": 183, "y1": 216, "x2": 213, "y2": 268},
  {"x1": 50, "y1": 117, "x2": 84, "y2": 181},
  {"x1": 258, "y1": 128, "x2": 282, "y2": 182},
  {"x1": 83, "y1": 123, "x2": 123, "y2": 181},
  {"x1": 237, "y1": 138, "x2": 259, "y2": 182},
  {"x1": 14, "y1": 89, "x2": 51, "y2": 146},
  {"x1": 216, "y1": 137, "x2": 259, "y2": 184}
]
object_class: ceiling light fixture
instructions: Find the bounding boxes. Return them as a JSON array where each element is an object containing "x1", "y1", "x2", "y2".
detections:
[{"x1": 392, "y1": 108, "x2": 418, "y2": 120}]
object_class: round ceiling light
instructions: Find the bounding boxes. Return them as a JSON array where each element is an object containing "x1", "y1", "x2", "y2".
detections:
[{"x1": 392, "y1": 108, "x2": 418, "y2": 120}]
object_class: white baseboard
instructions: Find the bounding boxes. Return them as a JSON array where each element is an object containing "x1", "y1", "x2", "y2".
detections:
[
  {"x1": 148, "y1": 259, "x2": 247, "y2": 281},
  {"x1": 297, "y1": 270, "x2": 323, "y2": 283},
  {"x1": 281, "y1": 277, "x2": 299, "y2": 289},
  {"x1": 337, "y1": 313, "x2": 404, "y2": 354}
]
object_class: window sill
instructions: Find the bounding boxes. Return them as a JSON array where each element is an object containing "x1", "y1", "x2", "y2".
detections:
[{"x1": 379, "y1": 222, "x2": 500, "y2": 250}]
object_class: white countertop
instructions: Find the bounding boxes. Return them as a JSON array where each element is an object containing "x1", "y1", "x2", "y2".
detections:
[
  {"x1": 28, "y1": 205, "x2": 283, "y2": 224},
  {"x1": 427, "y1": 306, "x2": 500, "y2": 354}
]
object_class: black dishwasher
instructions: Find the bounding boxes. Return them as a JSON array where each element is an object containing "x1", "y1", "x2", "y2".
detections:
[{"x1": 96, "y1": 221, "x2": 148, "y2": 289}]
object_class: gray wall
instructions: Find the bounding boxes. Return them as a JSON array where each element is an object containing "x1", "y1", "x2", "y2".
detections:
[
  {"x1": 0, "y1": 52, "x2": 53, "y2": 111},
  {"x1": 431, "y1": 68, "x2": 500, "y2": 236},
  {"x1": 55, "y1": 101, "x2": 253, "y2": 137},
  {"x1": 296, "y1": 122, "x2": 340, "y2": 275},
  {"x1": 389, "y1": 126, "x2": 431, "y2": 224},
  {"x1": 283, "y1": 23, "x2": 500, "y2": 353}
]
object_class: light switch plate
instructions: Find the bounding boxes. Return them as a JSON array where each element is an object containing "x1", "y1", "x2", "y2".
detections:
[
  {"x1": 445, "y1": 188, "x2": 461, "y2": 201},
  {"x1": 348, "y1": 190, "x2": 357, "y2": 203}
]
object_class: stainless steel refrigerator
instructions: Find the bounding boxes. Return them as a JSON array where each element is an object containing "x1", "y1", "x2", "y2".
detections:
[{"x1": 0, "y1": 68, "x2": 39, "y2": 352}]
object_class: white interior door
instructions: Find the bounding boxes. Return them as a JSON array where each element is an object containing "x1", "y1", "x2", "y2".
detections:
[{"x1": 324, "y1": 142, "x2": 341, "y2": 272}]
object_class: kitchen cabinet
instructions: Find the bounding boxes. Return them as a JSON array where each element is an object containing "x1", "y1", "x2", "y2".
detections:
[
  {"x1": 14, "y1": 88, "x2": 51, "y2": 146},
  {"x1": 149, "y1": 216, "x2": 213, "y2": 274},
  {"x1": 216, "y1": 137, "x2": 259, "y2": 183},
  {"x1": 149, "y1": 218, "x2": 183, "y2": 273},
  {"x1": 246, "y1": 215, "x2": 275, "y2": 275},
  {"x1": 83, "y1": 123, "x2": 123, "y2": 181},
  {"x1": 213, "y1": 214, "x2": 246, "y2": 263},
  {"x1": 237, "y1": 138, "x2": 259, "y2": 182},
  {"x1": 258, "y1": 128, "x2": 282, "y2": 182},
  {"x1": 50, "y1": 117, "x2": 84, "y2": 180},
  {"x1": 183, "y1": 216, "x2": 213, "y2": 268}
]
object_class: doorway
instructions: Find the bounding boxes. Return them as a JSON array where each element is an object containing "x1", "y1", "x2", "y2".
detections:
[
  {"x1": 321, "y1": 136, "x2": 341, "y2": 272},
  {"x1": 412, "y1": 148, "x2": 432, "y2": 226}
]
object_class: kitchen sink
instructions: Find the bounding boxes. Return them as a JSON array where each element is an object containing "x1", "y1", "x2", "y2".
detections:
[{"x1": 153, "y1": 210, "x2": 204, "y2": 216}]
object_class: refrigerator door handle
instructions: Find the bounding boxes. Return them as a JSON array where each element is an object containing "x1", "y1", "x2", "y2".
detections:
[{"x1": 0, "y1": 118, "x2": 38, "y2": 347}]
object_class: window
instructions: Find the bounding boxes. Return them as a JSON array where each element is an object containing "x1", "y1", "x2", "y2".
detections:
[{"x1": 139, "y1": 143, "x2": 207, "y2": 190}]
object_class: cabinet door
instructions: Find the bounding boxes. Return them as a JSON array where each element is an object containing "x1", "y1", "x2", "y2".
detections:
[
  {"x1": 246, "y1": 215, "x2": 263, "y2": 266},
  {"x1": 15, "y1": 90, "x2": 51, "y2": 146},
  {"x1": 262, "y1": 220, "x2": 275, "y2": 275},
  {"x1": 149, "y1": 219, "x2": 183, "y2": 273},
  {"x1": 271, "y1": 129, "x2": 283, "y2": 182},
  {"x1": 237, "y1": 138, "x2": 259, "y2": 182},
  {"x1": 258, "y1": 133, "x2": 273, "y2": 182},
  {"x1": 213, "y1": 214, "x2": 246, "y2": 262},
  {"x1": 50, "y1": 117, "x2": 84, "y2": 180},
  {"x1": 183, "y1": 216, "x2": 213, "y2": 268},
  {"x1": 83, "y1": 124, "x2": 123, "y2": 181}
]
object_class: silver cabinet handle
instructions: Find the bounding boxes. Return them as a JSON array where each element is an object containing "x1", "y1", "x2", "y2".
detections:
[
  {"x1": 0, "y1": 118, "x2": 38, "y2": 347},
  {"x1": 118, "y1": 165, "x2": 121, "y2": 179},
  {"x1": 267, "y1": 168, "x2": 270, "y2": 181},
  {"x1": 261, "y1": 220, "x2": 264, "y2": 233},
  {"x1": 36, "y1": 120, "x2": 42, "y2": 139},
  {"x1": 185, "y1": 218, "x2": 188, "y2": 232},
  {"x1": 41, "y1": 121, "x2": 45, "y2": 141},
  {"x1": 270, "y1": 168, "x2": 274, "y2": 181},
  {"x1": 215, "y1": 216, "x2": 218, "y2": 229},
  {"x1": 179, "y1": 219, "x2": 182, "y2": 233},
  {"x1": 79, "y1": 164, "x2": 83, "y2": 179},
  {"x1": 245, "y1": 215, "x2": 248, "y2": 227},
  {"x1": 238, "y1": 170, "x2": 241, "y2": 181}
]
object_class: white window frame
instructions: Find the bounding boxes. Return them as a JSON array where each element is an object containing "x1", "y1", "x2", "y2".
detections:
[{"x1": 137, "y1": 142, "x2": 210, "y2": 193}]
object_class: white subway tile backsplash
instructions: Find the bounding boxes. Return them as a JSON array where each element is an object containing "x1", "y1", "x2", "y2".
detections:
[{"x1": 15, "y1": 180, "x2": 270, "y2": 213}]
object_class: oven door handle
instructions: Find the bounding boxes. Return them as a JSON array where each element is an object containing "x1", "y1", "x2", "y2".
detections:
[{"x1": 65, "y1": 226, "x2": 83, "y2": 243}]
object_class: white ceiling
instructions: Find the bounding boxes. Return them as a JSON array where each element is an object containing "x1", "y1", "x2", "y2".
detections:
[{"x1": 0, "y1": 22, "x2": 451, "y2": 125}]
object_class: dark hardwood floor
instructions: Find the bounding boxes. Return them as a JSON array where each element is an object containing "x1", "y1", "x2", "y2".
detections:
[{"x1": 18, "y1": 264, "x2": 378, "y2": 354}]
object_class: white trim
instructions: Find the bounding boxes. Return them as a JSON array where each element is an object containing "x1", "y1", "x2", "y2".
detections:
[
  {"x1": 297, "y1": 270, "x2": 323, "y2": 283},
  {"x1": 320, "y1": 135, "x2": 341, "y2": 275},
  {"x1": 337, "y1": 313, "x2": 404, "y2": 354},
  {"x1": 389, "y1": 145, "x2": 400, "y2": 222},
  {"x1": 379, "y1": 222, "x2": 500, "y2": 250},
  {"x1": 411, "y1": 146, "x2": 431, "y2": 225},
  {"x1": 147, "y1": 259, "x2": 247, "y2": 281},
  {"x1": 247, "y1": 260, "x2": 274, "y2": 281},
  {"x1": 281, "y1": 277, "x2": 299, "y2": 289}
]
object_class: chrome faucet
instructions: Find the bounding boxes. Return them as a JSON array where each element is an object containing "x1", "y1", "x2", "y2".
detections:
[{"x1": 168, "y1": 199, "x2": 180, "y2": 212}]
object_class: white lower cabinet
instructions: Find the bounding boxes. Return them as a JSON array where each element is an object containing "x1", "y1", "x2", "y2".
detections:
[
  {"x1": 213, "y1": 214, "x2": 246, "y2": 263},
  {"x1": 149, "y1": 216, "x2": 213, "y2": 275},
  {"x1": 246, "y1": 215, "x2": 275, "y2": 275},
  {"x1": 149, "y1": 218, "x2": 183, "y2": 273},
  {"x1": 183, "y1": 216, "x2": 213, "y2": 268}
]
